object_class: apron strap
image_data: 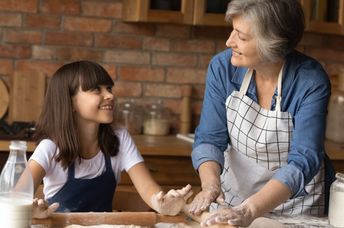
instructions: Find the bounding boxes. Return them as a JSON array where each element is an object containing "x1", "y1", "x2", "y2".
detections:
[
  {"x1": 275, "y1": 64, "x2": 284, "y2": 112},
  {"x1": 239, "y1": 65, "x2": 284, "y2": 111},
  {"x1": 239, "y1": 69, "x2": 253, "y2": 96}
]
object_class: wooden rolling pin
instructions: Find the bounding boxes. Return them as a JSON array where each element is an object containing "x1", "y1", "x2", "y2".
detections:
[{"x1": 32, "y1": 212, "x2": 188, "y2": 227}]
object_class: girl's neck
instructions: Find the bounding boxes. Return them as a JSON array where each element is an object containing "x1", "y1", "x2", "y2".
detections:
[{"x1": 78, "y1": 123, "x2": 100, "y2": 159}]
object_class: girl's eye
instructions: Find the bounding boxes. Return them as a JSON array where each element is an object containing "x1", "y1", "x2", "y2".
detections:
[
  {"x1": 106, "y1": 86, "x2": 113, "y2": 93},
  {"x1": 91, "y1": 86, "x2": 101, "y2": 93}
]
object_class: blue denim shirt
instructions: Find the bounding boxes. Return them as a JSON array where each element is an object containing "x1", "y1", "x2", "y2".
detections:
[{"x1": 192, "y1": 49, "x2": 332, "y2": 198}]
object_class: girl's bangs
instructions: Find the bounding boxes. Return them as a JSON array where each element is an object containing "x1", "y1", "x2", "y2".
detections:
[{"x1": 79, "y1": 63, "x2": 114, "y2": 91}]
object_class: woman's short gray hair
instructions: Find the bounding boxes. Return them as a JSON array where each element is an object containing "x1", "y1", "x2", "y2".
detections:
[{"x1": 225, "y1": 0, "x2": 305, "y2": 62}]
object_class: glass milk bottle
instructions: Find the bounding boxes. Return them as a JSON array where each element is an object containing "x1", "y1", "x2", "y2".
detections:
[
  {"x1": 0, "y1": 141, "x2": 34, "y2": 228},
  {"x1": 329, "y1": 173, "x2": 344, "y2": 228}
]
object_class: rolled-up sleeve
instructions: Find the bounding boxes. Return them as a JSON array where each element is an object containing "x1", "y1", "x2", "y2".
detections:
[
  {"x1": 273, "y1": 64, "x2": 331, "y2": 198},
  {"x1": 191, "y1": 50, "x2": 236, "y2": 172}
]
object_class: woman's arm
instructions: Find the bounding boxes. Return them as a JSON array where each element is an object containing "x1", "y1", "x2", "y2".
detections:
[
  {"x1": 188, "y1": 161, "x2": 224, "y2": 215},
  {"x1": 201, "y1": 179, "x2": 291, "y2": 227}
]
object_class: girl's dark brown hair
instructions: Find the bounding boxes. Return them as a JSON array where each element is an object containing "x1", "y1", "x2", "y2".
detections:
[{"x1": 34, "y1": 60, "x2": 119, "y2": 169}]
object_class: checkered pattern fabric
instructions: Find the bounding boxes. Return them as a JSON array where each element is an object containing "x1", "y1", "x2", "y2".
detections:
[{"x1": 211, "y1": 69, "x2": 325, "y2": 216}]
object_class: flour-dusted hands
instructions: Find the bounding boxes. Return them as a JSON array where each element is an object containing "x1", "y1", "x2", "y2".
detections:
[
  {"x1": 32, "y1": 198, "x2": 59, "y2": 219},
  {"x1": 188, "y1": 185, "x2": 225, "y2": 216},
  {"x1": 200, "y1": 203, "x2": 256, "y2": 227},
  {"x1": 150, "y1": 184, "x2": 193, "y2": 216}
]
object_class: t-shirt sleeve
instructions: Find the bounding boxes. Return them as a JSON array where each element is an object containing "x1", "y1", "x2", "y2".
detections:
[
  {"x1": 29, "y1": 139, "x2": 57, "y2": 175},
  {"x1": 115, "y1": 128, "x2": 144, "y2": 172}
]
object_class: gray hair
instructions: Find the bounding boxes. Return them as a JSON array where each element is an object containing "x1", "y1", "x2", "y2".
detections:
[{"x1": 225, "y1": 0, "x2": 305, "y2": 62}]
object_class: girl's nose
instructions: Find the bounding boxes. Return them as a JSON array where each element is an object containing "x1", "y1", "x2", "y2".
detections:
[{"x1": 103, "y1": 89, "x2": 114, "y2": 100}]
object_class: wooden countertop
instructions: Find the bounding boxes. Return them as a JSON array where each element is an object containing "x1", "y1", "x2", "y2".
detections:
[
  {"x1": 0, "y1": 135, "x2": 343, "y2": 160},
  {"x1": 0, "y1": 135, "x2": 193, "y2": 157}
]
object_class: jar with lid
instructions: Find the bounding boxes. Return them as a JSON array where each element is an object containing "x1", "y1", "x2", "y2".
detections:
[
  {"x1": 143, "y1": 100, "x2": 171, "y2": 136},
  {"x1": 114, "y1": 99, "x2": 143, "y2": 135},
  {"x1": 0, "y1": 140, "x2": 34, "y2": 228},
  {"x1": 326, "y1": 72, "x2": 344, "y2": 143},
  {"x1": 329, "y1": 173, "x2": 344, "y2": 227}
]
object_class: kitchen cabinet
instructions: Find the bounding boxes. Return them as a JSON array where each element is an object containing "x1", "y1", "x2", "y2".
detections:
[
  {"x1": 122, "y1": 0, "x2": 230, "y2": 26},
  {"x1": 301, "y1": 0, "x2": 344, "y2": 35}
]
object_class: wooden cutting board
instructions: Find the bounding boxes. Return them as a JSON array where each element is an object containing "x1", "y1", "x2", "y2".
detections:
[
  {"x1": 0, "y1": 79, "x2": 9, "y2": 119},
  {"x1": 9, "y1": 70, "x2": 46, "y2": 123}
]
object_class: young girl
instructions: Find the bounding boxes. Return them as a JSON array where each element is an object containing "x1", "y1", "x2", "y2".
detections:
[{"x1": 29, "y1": 60, "x2": 192, "y2": 218}]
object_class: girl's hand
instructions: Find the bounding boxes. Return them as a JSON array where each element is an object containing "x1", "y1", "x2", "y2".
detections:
[
  {"x1": 32, "y1": 198, "x2": 59, "y2": 219},
  {"x1": 200, "y1": 203, "x2": 255, "y2": 227},
  {"x1": 188, "y1": 185, "x2": 225, "y2": 215},
  {"x1": 150, "y1": 184, "x2": 193, "y2": 216}
]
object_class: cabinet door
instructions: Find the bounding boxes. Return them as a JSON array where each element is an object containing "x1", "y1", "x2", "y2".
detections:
[
  {"x1": 302, "y1": 0, "x2": 344, "y2": 34},
  {"x1": 193, "y1": 0, "x2": 230, "y2": 26},
  {"x1": 122, "y1": 0, "x2": 194, "y2": 24}
]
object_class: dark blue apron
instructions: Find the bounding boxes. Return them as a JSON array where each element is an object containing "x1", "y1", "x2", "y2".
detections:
[{"x1": 47, "y1": 154, "x2": 117, "y2": 212}]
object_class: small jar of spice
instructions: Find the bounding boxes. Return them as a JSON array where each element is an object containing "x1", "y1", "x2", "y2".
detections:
[{"x1": 143, "y1": 100, "x2": 171, "y2": 136}]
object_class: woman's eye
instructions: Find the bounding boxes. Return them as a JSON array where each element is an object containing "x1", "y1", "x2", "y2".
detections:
[{"x1": 238, "y1": 35, "x2": 246, "y2": 41}]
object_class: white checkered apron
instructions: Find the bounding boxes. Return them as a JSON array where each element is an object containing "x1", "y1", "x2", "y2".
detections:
[{"x1": 211, "y1": 68, "x2": 325, "y2": 215}]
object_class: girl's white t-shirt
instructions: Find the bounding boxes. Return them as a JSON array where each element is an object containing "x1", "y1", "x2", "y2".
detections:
[{"x1": 29, "y1": 128, "x2": 144, "y2": 199}]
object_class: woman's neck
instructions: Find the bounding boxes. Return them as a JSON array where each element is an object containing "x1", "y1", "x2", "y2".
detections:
[
  {"x1": 253, "y1": 61, "x2": 284, "y2": 82},
  {"x1": 253, "y1": 61, "x2": 284, "y2": 109}
]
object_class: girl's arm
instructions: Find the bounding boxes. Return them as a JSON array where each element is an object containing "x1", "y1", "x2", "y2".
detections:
[
  {"x1": 28, "y1": 160, "x2": 46, "y2": 192},
  {"x1": 28, "y1": 160, "x2": 59, "y2": 218},
  {"x1": 128, "y1": 162, "x2": 192, "y2": 215}
]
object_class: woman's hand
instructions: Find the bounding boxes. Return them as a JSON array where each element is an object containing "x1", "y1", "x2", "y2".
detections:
[
  {"x1": 150, "y1": 184, "x2": 193, "y2": 216},
  {"x1": 32, "y1": 198, "x2": 59, "y2": 219},
  {"x1": 188, "y1": 185, "x2": 225, "y2": 216},
  {"x1": 200, "y1": 203, "x2": 256, "y2": 227}
]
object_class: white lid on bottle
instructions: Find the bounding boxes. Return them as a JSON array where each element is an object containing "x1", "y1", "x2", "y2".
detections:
[{"x1": 9, "y1": 140, "x2": 27, "y2": 151}]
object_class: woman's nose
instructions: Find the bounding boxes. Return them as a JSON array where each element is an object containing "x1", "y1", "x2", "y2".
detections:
[{"x1": 226, "y1": 30, "x2": 235, "y2": 47}]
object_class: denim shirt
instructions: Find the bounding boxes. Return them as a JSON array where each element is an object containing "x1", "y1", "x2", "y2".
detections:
[{"x1": 192, "y1": 49, "x2": 332, "y2": 197}]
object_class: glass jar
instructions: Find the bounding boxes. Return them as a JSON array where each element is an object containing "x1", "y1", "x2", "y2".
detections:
[
  {"x1": 143, "y1": 100, "x2": 171, "y2": 136},
  {"x1": 326, "y1": 73, "x2": 344, "y2": 143},
  {"x1": 329, "y1": 173, "x2": 344, "y2": 227},
  {"x1": 0, "y1": 140, "x2": 34, "y2": 228},
  {"x1": 115, "y1": 99, "x2": 143, "y2": 135}
]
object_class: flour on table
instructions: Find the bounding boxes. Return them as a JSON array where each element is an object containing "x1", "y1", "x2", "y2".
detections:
[
  {"x1": 65, "y1": 225, "x2": 148, "y2": 228},
  {"x1": 65, "y1": 223, "x2": 190, "y2": 228}
]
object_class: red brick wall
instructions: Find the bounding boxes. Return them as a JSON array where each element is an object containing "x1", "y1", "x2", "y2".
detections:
[{"x1": 0, "y1": 0, "x2": 342, "y2": 132}]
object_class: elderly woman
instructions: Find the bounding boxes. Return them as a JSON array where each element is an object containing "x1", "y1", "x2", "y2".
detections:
[{"x1": 188, "y1": 0, "x2": 335, "y2": 226}]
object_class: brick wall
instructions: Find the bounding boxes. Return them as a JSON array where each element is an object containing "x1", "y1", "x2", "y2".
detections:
[{"x1": 0, "y1": 0, "x2": 343, "y2": 133}]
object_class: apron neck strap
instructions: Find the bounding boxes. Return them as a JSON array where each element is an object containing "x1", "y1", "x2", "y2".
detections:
[
  {"x1": 275, "y1": 64, "x2": 284, "y2": 112},
  {"x1": 239, "y1": 65, "x2": 284, "y2": 111},
  {"x1": 239, "y1": 69, "x2": 253, "y2": 96}
]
